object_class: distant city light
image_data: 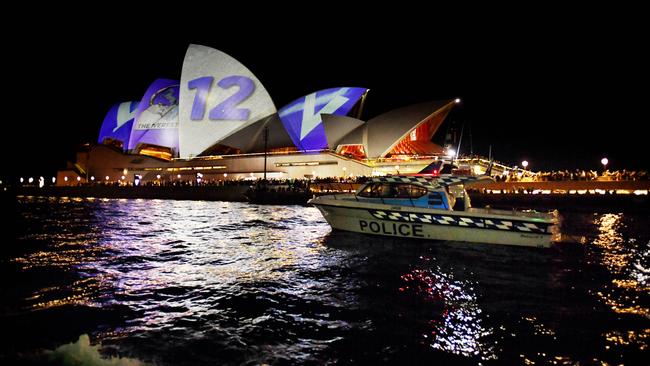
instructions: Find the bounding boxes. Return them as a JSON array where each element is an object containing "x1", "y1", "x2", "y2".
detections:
[
  {"x1": 454, "y1": 98, "x2": 461, "y2": 103},
  {"x1": 91, "y1": 176, "x2": 95, "y2": 181},
  {"x1": 177, "y1": 174, "x2": 181, "y2": 179},
  {"x1": 223, "y1": 173, "x2": 228, "y2": 178},
  {"x1": 601, "y1": 157, "x2": 609, "y2": 167},
  {"x1": 121, "y1": 175, "x2": 126, "y2": 180},
  {"x1": 123, "y1": 169, "x2": 128, "y2": 175},
  {"x1": 156, "y1": 175, "x2": 161, "y2": 179},
  {"x1": 64, "y1": 177, "x2": 68, "y2": 182},
  {"x1": 39, "y1": 177, "x2": 44, "y2": 188},
  {"x1": 52, "y1": 177, "x2": 56, "y2": 183},
  {"x1": 20, "y1": 177, "x2": 24, "y2": 183},
  {"x1": 29, "y1": 177, "x2": 34, "y2": 183},
  {"x1": 105, "y1": 176, "x2": 110, "y2": 181},
  {"x1": 77, "y1": 176, "x2": 81, "y2": 181}
]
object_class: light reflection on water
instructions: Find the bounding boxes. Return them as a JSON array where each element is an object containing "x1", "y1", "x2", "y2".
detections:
[
  {"x1": 4, "y1": 197, "x2": 650, "y2": 365},
  {"x1": 590, "y1": 213, "x2": 649, "y2": 355},
  {"x1": 400, "y1": 268, "x2": 496, "y2": 360}
]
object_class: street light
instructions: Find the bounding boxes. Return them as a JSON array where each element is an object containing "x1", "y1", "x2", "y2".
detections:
[
  {"x1": 601, "y1": 157, "x2": 608, "y2": 173},
  {"x1": 522, "y1": 160, "x2": 529, "y2": 169}
]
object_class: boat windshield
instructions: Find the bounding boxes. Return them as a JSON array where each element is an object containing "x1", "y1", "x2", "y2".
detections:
[{"x1": 358, "y1": 183, "x2": 427, "y2": 199}]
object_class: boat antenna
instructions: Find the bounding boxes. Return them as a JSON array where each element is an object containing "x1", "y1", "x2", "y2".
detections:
[
  {"x1": 469, "y1": 122, "x2": 473, "y2": 156},
  {"x1": 455, "y1": 121, "x2": 465, "y2": 160},
  {"x1": 263, "y1": 126, "x2": 268, "y2": 181}
]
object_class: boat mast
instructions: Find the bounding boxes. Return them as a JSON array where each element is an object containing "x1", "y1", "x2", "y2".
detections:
[{"x1": 263, "y1": 126, "x2": 268, "y2": 181}]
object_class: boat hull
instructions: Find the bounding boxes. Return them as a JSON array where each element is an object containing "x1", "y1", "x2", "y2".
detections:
[{"x1": 311, "y1": 199, "x2": 556, "y2": 248}]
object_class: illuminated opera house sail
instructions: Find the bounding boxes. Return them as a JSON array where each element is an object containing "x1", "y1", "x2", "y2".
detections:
[{"x1": 59, "y1": 44, "x2": 460, "y2": 184}]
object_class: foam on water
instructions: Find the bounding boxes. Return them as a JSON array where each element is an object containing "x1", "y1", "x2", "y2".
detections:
[{"x1": 49, "y1": 334, "x2": 144, "y2": 366}]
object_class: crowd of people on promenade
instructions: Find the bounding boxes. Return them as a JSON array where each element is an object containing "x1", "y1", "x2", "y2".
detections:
[
  {"x1": 14, "y1": 167, "x2": 648, "y2": 188},
  {"x1": 82, "y1": 177, "x2": 367, "y2": 188},
  {"x1": 498, "y1": 169, "x2": 648, "y2": 182}
]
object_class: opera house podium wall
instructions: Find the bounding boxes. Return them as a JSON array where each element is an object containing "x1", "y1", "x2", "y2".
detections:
[{"x1": 56, "y1": 145, "x2": 438, "y2": 186}]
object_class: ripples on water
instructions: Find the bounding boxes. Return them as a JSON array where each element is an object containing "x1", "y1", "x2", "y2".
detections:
[{"x1": 2, "y1": 197, "x2": 649, "y2": 365}]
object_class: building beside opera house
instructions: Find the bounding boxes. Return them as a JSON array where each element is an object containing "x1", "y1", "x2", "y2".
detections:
[{"x1": 58, "y1": 44, "x2": 460, "y2": 186}]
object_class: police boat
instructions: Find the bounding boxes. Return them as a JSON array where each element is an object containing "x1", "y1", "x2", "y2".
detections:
[{"x1": 309, "y1": 174, "x2": 559, "y2": 248}]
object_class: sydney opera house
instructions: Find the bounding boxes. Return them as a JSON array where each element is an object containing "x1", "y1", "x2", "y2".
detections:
[{"x1": 57, "y1": 44, "x2": 459, "y2": 185}]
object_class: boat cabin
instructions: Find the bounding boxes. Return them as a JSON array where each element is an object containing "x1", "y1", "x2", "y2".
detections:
[{"x1": 355, "y1": 175, "x2": 489, "y2": 211}]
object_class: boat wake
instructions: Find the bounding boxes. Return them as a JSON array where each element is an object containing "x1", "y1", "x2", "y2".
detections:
[{"x1": 48, "y1": 334, "x2": 145, "y2": 366}]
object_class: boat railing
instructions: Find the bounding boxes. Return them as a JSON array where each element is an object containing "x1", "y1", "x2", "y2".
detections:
[
  {"x1": 470, "y1": 206, "x2": 553, "y2": 219},
  {"x1": 329, "y1": 181, "x2": 359, "y2": 201}
]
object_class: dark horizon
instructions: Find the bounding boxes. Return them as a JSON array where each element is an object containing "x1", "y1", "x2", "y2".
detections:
[{"x1": 5, "y1": 8, "x2": 648, "y2": 179}]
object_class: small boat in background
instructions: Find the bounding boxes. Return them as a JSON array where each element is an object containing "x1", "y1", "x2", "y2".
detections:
[
  {"x1": 309, "y1": 174, "x2": 559, "y2": 248},
  {"x1": 244, "y1": 181, "x2": 312, "y2": 205},
  {"x1": 244, "y1": 126, "x2": 314, "y2": 205}
]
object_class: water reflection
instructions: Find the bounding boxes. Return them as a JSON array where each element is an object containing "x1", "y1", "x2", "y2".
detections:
[
  {"x1": 591, "y1": 213, "x2": 649, "y2": 353},
  {"x1": 400, "y1": 268, "x2": 496, "y2": 360},
  {"x1": 7, "y1": 197, "x2": 650, "y2": 365}
]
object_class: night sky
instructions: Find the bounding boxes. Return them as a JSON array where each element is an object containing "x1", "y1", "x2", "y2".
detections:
[{"x1": 6, "y1": 6, "x2": 648, "y2": 179}]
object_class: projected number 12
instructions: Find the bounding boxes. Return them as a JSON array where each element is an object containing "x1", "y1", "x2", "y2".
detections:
[{"x1": 188, "y1": 76, "x2": 255, "y2": 121}]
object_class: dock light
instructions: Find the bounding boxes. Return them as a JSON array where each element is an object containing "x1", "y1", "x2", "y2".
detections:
[
  {"x1": 522, "y1": 160, "x2": 529, "y2": 169},
  {"x1": 156, "y1": 174, "x2": 161, "y2": 179},
  {"x1": 454, "y1": 98, "x2": 461, "y2": 104},
  {"x1": 601, "y1": 157, "x2": 608, "y2": 170},
  {"x1": 29, "y1": 177, "x2": 33, "y2": 183},
  {"x1": 90, "y1": 176, "x2": 95, "y2": 181}
]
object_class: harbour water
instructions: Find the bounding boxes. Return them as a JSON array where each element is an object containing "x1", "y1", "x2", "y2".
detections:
[{"x1": 3, "y1": 196, "x2": 649, "y2": 365}]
